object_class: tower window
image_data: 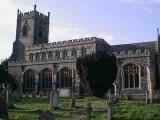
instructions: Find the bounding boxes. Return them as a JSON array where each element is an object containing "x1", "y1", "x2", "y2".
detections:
[
  {"x1": 22, "y1": 25, "x2": 28, "y2": 37},
  {"x1": 39, "y1": 26, "x2": 43, "y2": 38}
]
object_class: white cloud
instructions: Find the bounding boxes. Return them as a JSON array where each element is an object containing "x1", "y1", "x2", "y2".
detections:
[
  {"x1": 49, "y1": 26, "x2": 115, "y2": 44},
  {"x1": 50, "y1": 27, "x2": 92, "y2": 41},
  {"x1": 97, "y1": 33, "x2": 115, "y2": 43}
]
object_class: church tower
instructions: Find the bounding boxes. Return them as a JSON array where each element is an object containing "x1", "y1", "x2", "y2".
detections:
[{"x1": 11, "y1": 5, "x2": 50, "y2": 60}]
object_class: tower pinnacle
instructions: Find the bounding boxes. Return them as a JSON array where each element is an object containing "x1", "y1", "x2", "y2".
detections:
[{"x1": 34, "y1": 4, "x2": 37, "y2": 11}]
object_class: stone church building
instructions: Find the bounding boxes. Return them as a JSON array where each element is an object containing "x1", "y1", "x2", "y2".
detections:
[{"x1": 8, "y1": 5, "x2": 160, "y2": 99}]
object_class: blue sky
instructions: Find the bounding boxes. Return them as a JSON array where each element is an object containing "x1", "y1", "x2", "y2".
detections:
[{"x1": 0, "y1": 0, "x2": 160, "y2": 59}]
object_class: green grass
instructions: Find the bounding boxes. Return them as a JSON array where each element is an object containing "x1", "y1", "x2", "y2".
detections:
[{"x1": 8, "y1": 97, "x2": 160, "y2": 120}]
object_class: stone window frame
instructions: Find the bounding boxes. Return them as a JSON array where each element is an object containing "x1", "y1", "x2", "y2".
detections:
[
  {"x1": 81, "y1": 47, "x2": 87, "y2": 56},
  {"x1": 29, "y1": 53, "x2": 33, "y2": 62},
  {"x1": 56, "y1": 68, "x2": 73, "y2": 88},
  {"x1": 55, "y1": 50, "x2": 60, "y2": 60},
  {"x1": 35, "y1": 53, "x2": 40, "y2": 62},
  {"x1": 23, "y1": 69, "x2": 35, "y2": 91},
  {"x1": 62, "y1": 49, "x2": 68, "y2": 59},
  {"x1": 71, "y1": 48, "x2": 77, "y2": 58},
  {"x1": 48, "y1": 51, "x2": 53, "y2": 60},
  {"x1": 38, "y1": 68, "x2": 52, "y2": 90},
  {"x1": 22, "y1": 25, "x2": 29, "y2": 37},
  {"x1": 136, "y1": 50, "x2": 141, "y2": 56},
  {"x1": 123, "y1": 63, "x2": 141, "y2": 89},
  {"x1": 41, "y1": 52, "x2": 46, "y2": 61}
]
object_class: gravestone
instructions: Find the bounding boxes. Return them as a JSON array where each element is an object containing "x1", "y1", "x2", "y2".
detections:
[
  {"x1": 13, "y1": 88, "x2": 21, "y2": 101},
  {"x1": 70, "y1": 97, "x2": 75, "y2": 107},
  {"x1": 38, "y1": 110, "x2": 54, "y2": 120},
  {"x1": 39, "y1": 91, "x2": 44, "y2": 97},
  {"x1": 50, "y1": 88, "x2": 59, "y2": 109},
  {"x1": 32, "y1": 91, "x2": 37, "y2": 97}
]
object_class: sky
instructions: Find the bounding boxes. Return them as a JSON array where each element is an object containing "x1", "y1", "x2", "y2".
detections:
[{"x1": 0, "y1": 0, "x2": 160, "y2": 60}]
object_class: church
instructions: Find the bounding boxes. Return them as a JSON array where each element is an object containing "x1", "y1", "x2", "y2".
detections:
[{"x1": 8, "y1": 5, "x2": 160, "y2": 99}]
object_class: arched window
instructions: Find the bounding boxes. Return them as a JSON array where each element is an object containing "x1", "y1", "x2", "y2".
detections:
[
  {"x1": 35, "y1": 53, "x2": 40, "y2": 61},
  {"x1": 48, "y1": 51, "x2": 53, "y2": 60},
  {"x1": 63, "y1": 49, "x2": 68, "y2": 59},
  {"x1": 41, "y1": 52, "x2": 46, "y2": 61},
  {"x1": 123, "y1": 64, "x2": 140, "y2": 88},
  {"x1": 81, "y1": 47, "x2": 86, "y2": 56},
  {"x1": 22, "y1": 25, "x2": 28, "y2": 37},
  {"x1": 71, "y1": 48, "x2": 77, "y2": 57},
  {"x1": 57, "y1": 68, "x2": 73, "y2": 88},
  {"x1": 39, "y1": 68, "x2": 52, "y2": 90},
  {"x1": 29, "y1": 53, "x2": 33, "y2": 62},
  {"x1": 55, "y1": 51, "x2": 60, "y2": 59},
  {"x1": 23, "y1": 70, "x2": 35, "y2": 91}
]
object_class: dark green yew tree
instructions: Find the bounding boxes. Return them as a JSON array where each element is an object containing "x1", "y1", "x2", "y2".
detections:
[{"x1": 76, "y1": 52, "x2": 118, "y2": 97}]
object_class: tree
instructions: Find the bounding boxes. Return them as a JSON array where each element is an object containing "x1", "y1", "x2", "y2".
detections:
[
  {"x1": 0, "y1": 59, "x2": 17, "y2": 90},
  {"x1": 0, "y1": 59, "x2": 17, "y2": 119},
  {"x1": 76, "y1": 52, "x2": 118, "y2": 97}
]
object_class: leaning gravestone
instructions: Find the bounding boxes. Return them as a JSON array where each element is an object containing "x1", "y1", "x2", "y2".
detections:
[
  {"x1": 50, "y1": 88, "x2": 59, "y2": 109},
  {"x1": 38, "y1": 110, "x2": 54, "y2": 120}
]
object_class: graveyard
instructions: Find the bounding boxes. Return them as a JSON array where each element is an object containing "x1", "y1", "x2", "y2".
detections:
[{"x1": 8, "y1": 96, "x2": 160, "y2": 120}]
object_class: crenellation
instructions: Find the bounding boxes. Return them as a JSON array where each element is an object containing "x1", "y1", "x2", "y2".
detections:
[
  {"x1": 113, "y1": 49, "x2": 150, "y2": 58},
  {"x1": 25, "y1": 37, "x2": 102, "y2": 51},
  {"x1": 68, "y1": 40, "x2": 72, "y2": 43}
]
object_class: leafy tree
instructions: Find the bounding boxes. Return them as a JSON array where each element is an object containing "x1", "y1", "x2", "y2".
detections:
[
  {"x1": 76, "y1": 52, "x2": 118, "y2": 97},
  {"x1": 0, "y1": 59, "x2": 17, "y2": 90},
  {"x1": 0, "y1": 59, "x2": 17, "y2": 119}
]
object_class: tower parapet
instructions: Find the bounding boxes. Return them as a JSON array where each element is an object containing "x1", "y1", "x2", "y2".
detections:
[{"x1": 10, "y1": 5, "x2": 50, "y2": 61}]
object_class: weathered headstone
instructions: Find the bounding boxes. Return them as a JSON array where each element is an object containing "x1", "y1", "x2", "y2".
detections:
[
  {"x1": 32, "y1": 91, "x2": 37, "y2": 98},
  {"x1": 70, "y1": 97, "x2": 75, "y2": 107},
  {"x1": 50, "y1": 88, "x2": 59, "y2": 109},
  {"x1": 38, "y1": 110, "x2": 54, "y2": 120},
  {"x1": 13, "y1": 88, "x2": 21, "y2": 101},
  {"x1": 39, "y1": 91, "x2": 44, "y2": 97}
]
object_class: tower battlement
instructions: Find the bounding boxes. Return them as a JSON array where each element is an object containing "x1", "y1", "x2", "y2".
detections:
[{"x1": 18, "y1": 9, "x2": 49, "y2": 20}]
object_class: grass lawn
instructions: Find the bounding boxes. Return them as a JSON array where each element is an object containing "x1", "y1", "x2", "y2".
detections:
[{"x1": 8, "y1": 97, "x2": 160, "y2": 120}]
